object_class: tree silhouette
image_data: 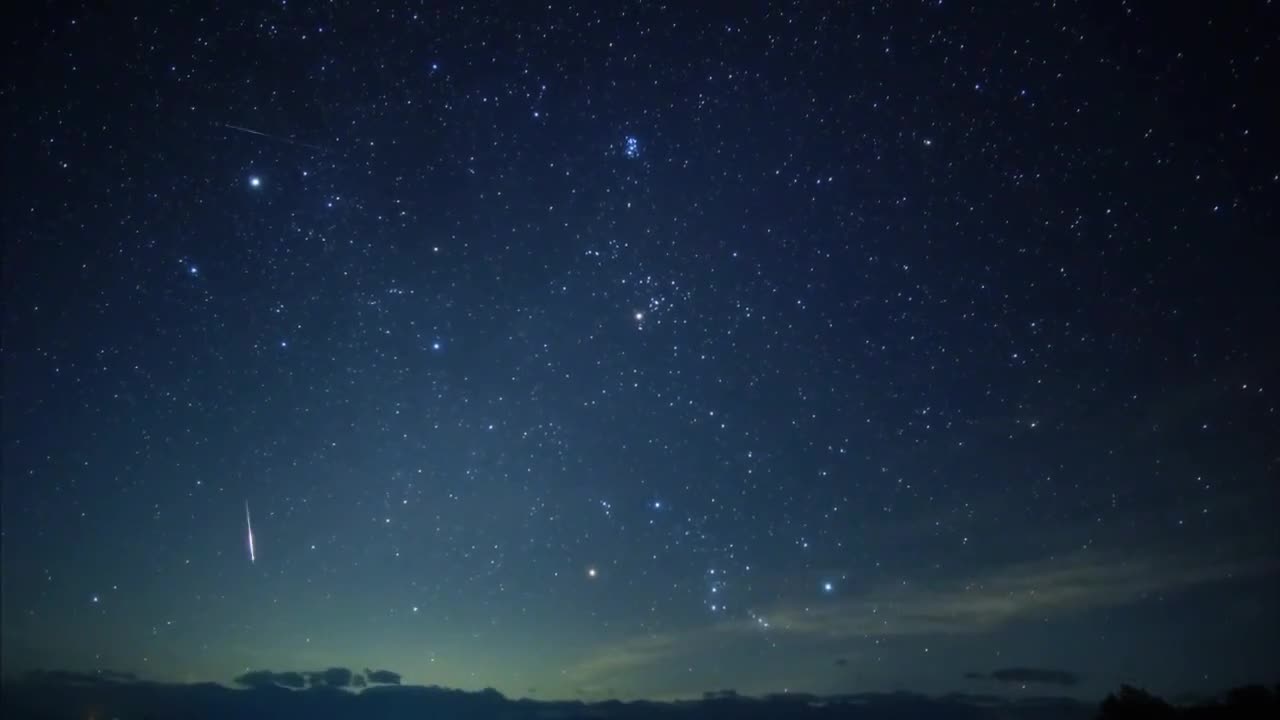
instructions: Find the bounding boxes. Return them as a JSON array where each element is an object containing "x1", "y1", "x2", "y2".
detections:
[
  {"x1": 1098, "y1": 685, "x2": 1176, "y2": 720},
  {"x1": 1099, "y1": 683, "x2": 1280, "y2": 720}
]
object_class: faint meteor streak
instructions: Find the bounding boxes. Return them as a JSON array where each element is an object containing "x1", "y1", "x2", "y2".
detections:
[
  {"x1": 245, "y1": 500, "x2": 256, "y2": 564},
  {"x1": 221, "y1": 123, "x2": 329, "y2": 152}
]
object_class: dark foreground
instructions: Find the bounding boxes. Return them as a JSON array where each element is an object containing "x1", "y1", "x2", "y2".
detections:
[{"x1": 1, "y1": 672, "x2": 1276, "y2": 720}]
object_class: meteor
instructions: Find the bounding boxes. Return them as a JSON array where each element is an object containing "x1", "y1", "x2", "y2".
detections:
[
  {"x1": 245, "y1": 500, "x2": 256, "y2": 564},
  {"x1": 221, "y1": 123, "x2": 329, "y2": 153}
]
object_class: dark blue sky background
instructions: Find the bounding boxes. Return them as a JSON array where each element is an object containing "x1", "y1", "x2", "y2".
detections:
[{"x1": 2, "y1": 0, "x2": 1277, "y2": 702}]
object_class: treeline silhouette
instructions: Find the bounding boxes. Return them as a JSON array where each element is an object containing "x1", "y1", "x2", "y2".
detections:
[
  {"x1": 1099, "y1": 684, "x2": 1280, "y2": 720},
  {"x1": 2, "y1": 670, "x2": 1278, "y2": 720}
]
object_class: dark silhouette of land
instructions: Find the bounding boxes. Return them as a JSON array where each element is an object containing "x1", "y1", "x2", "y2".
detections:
[
  {"x1": 2, "y1": 669, "x2": 1277, "y2": 720},
  {"x1": 1097, "y1": 684, "x2": 1280, "y2": 720}
]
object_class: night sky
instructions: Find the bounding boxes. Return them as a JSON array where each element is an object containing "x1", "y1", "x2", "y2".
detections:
[{"x1": 3, "y1": 0, "x2": 1278, "y2": 704}]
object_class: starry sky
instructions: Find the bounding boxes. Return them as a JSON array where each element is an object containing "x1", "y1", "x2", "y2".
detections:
[{"x1": 2, "y1": 0, "x2": 1278, "y2": 704}]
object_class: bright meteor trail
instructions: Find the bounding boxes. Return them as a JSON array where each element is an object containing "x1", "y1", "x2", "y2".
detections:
[{"x1": 245, "y1": 500, "x2": 255, "y2": 564}]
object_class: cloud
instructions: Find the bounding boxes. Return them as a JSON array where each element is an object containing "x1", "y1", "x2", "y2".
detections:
[
  {"x1": 307, "y1": 667, "x2": 355, "y2": 688},
  {"x1": 274, "y1": 671, "x2": 308, "y2": 689},
  {"x1": 567, "y1": 634, "x2": 681, "y2": 681},
  {"x1": 234, "y1": 670, "x2": 307, "y2": 689},
  {"x1": 739, "y1": 549, "x2": 1277, "y2": 641},
  {"x1": 363, "y1": 668, "x2": 402, "y2": 685},
  {"x1": 233, "y1": 671, "x2": 274, "y2": 689},
  {"x1": 232, "y1": 667, "x2": 402, "y2": 690},
  {"x1": 23, "y1": 670, "x2": 139, "y2": 686},
  {"x1": 987, "y1": 668, "x2": 1081, "y2": 686},
  {"x1": 941, "y1": 691, "x2": 1009, "y2": 706},
  {"x1": 567, "y1": 547, "x2": 1276, "y2": 685}
]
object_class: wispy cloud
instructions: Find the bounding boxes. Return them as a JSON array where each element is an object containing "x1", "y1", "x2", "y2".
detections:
[
  {"x1": 568, "y1": 634, "x2": 682, "y2": 681},
  {"x1": 568, "y1": 548, "x2": 1276, "y2": 686},
  {"x1": 758, "y1": 549, "x2": 1275, "y2": 640},
  {"x1": 967, "y1": 667, "x2": 1081, "y2": 686}
]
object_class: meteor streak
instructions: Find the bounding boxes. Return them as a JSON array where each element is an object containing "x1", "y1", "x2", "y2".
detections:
[
  {"x1": 245, "y1": 500, "x2": 256, "y2": 564},
  {"x1": 221, "y1": 123, "x2": 329, "y2": 152}
]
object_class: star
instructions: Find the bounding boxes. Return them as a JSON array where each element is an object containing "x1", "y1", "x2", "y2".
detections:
[
  {"x1": 823, "y1": 581, "x2": 834, "y2": 593},
  {"x1": 248, "y1": 176, "x2": 261, "y2": 188},
  {"x1": 587, "y1": 567, "x2": 598, "y2": 579}
]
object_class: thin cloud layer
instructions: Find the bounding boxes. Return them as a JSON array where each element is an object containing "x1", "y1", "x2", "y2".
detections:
[
  {"x1": 968, "y1": 668, "x2": 1082, "y2": 686},
  {"x1": 233, "y1": 667, "x2": 400, "y2": 690},
  {"x1": 757, "y1": 550, "x2": 1276, "y2": 641},
  {"x1": 234, "y1": 670, "x2": 308, "y2": 689},
  {"x1": 307, "y1": 667, "x2": 355, "y2": 688},
  {"x1": 364, "y1": 668, "x2": 402, "y2": 685},
  {"x1": 569, "y1": 548, "x2": 1275, "y2": 685},
  {"x1": 20, "y1": 670, "x2": 140, "y2": 686}
]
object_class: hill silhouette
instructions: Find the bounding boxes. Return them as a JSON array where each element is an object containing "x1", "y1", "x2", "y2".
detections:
[{"x1": 2, "y1": 669, "x2": 1276, "y2": 720}]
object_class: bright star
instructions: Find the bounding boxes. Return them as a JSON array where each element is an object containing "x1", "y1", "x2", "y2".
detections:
[
  {"x1": 823, "y1": 581, "x2": 834, "y2": 592},
  {"x1": 587, "y1": 567, "x2": 598, "y2": 578},
  {"x1": 249, "y1": 176, "x2": 261, "y2": 188}
]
